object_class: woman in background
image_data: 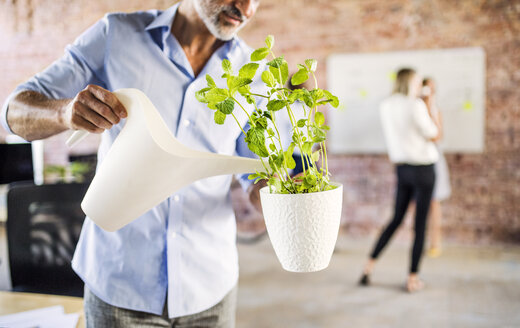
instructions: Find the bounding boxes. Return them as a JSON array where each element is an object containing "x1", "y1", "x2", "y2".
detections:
[
  {"x1": 422, "y1": 78, "x2": 452, "y2": 257},
  {"x1": 359, "y1": 68, "x2": 439, "y2": 292}
]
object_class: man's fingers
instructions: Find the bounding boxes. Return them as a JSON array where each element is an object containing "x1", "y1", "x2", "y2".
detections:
[
  {"x1": 77, "y1": 90, "x2": 120, "y2": 125},
  {"x1": 73, "y1": 101, "x2": 113, "y2": 131},
  {"x1": 87, "y1": 84, "x2": 127, "y2": 118},
  {"x1": 70, "y1": 111, "x2": 104, "y2": 133}
]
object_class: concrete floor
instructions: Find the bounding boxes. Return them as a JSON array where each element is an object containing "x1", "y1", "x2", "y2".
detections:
[{"x1": 236, "y1": 236, "x2": 520, "y2": 328}]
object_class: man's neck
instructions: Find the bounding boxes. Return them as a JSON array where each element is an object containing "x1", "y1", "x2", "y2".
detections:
[{"x1": 172, "y1": 1, "x2": 225, "y2": 76}]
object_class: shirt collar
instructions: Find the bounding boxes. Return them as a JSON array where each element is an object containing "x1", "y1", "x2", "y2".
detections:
[{"x1": 145, "y1": 4, "x2": 179, "y2": 33}]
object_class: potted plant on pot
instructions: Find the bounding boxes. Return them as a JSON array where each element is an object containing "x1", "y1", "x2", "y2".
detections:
[{"x1": 196, "y1": 35, "x2": 342, "y2": 272}]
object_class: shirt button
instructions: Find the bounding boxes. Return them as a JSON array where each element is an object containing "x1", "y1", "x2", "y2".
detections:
[
  {"x1": 171, "y1": 231, "x2": 177, "y2": 239},
  {"x1": 173, "y1": 195, "x2": 180, "y2": 202},
  {"x1": 183, "y1": 119, "x2": 191, "y2": 127}
]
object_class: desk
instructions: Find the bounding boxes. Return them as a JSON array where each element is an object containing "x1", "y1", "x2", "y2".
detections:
[{"x1": 0, "y1": 291, "x2": 85, "y2": 328}]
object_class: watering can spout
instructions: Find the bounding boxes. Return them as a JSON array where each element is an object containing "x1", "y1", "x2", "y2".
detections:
[{"x1": 76, "y1": 88, "x2": 263, "y2": 232}]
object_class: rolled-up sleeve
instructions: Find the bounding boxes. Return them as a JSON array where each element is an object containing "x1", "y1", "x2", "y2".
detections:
[
  {"x1": 412, "y1": 98, "x2": 438, "y2": 140},
  {"x1": 1, "y1": 16, "x2": 109, "y2": 134}
]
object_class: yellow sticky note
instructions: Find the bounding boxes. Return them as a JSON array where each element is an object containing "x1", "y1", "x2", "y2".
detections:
[
  {"x1": 463, "y1": 101, "x2": 474, "y2": 111},
  {"x1": 387, "y1": 72, "x2": 397, "y2": 81},
  {"x1": 360, "y1": 89, "x2": 368, "y2": 98}
]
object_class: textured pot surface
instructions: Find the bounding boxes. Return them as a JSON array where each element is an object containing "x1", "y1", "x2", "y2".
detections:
[{"x1": 260, "y1": 184, "x2": 343, "y2": 272}]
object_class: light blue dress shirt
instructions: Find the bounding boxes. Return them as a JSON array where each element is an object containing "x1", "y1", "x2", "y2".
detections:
[{"x1": 1, "y1": 4, "x2": 263, "y2": 317}]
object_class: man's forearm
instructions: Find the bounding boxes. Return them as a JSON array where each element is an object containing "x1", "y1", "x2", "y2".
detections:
[{"x1": 7, "y1": 90, "x2": 71, "y2": 141}]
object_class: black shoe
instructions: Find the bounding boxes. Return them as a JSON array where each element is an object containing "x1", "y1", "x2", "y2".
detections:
[{"x1": 359, "y1": 273, "x2": 370, "y2": 286}]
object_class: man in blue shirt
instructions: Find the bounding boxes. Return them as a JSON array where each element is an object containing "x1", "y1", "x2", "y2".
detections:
[{"x1": 2, "y1": 0, "x2": 262, "y2": 326}]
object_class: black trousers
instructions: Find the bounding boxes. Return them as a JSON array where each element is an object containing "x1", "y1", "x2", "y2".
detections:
[{"x1": 370, "y1": 164, "x2": 436, "y2": 273}]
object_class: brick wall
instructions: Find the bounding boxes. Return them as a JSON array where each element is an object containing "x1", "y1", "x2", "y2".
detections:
[{"x1": 1, "y1": 0, "x2": 518, "y2": 244}]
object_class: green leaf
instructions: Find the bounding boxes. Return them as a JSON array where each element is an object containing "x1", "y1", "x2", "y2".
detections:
[
  {"x1": 292, "y1": 131, "x2": 303, "y2": 144},
  {"x1": 285, "y1": 153, "x2": 296, "y2": 170},
  {"x1": 315, "y1": 111, "x2": 325, "y2": 126},
  {"x1": 256, "y1": 116, "x2": 268, "y2": 128},
  {"x1": 291, "y1": 69, "x2": 309, "y2": 86},
  {"x1": 244, "y1": 94, "x2": 255, "y2": 104},
  {"x1": 297, "y1": 119, "x2": 306, "y2": 128},
  {"x1": 251, "y1": 47, "x2": 269, "y2": 61},
  {"x1": 266, "y1": 99, "x2": 286, "y2": 112},
  {"x1": 286, "y1": 142, "x2": 296, "y2": 156},
  {"x1": 323, "y1": 90, "x2": 339, "y2": 108},
  {"x1": 206, "y1": 74, "x2": 216, "y2": 88},
  {"x1": 302, "y1": 142, "x2": 313, "y2": 154},
  {"x1": 228, "y1": 76, "x2": 253, "y2": 94},
  {"x1": 312, "y1": 127, "x2": 326, "y2": 143},
  {"x1": 305, "y1": 59, "x2": 317, "y2": 72},
  {"x1": 195, "y1": 87, "x2": 211, "y2": 103},
  {"x1": 214, "y1": 111, "x2": 226, "y2": 124},
  {"x1": 267, "y1": 128, "x2": 275, "y2": 137},
  {"x1": 311, "y1": 88, "x2": 324, "y2": 101},
  {"x1": 265, "y1": 35, "x2": 274, "y2": 49},
  {"x1": 238, "y1": 63, "x2": 259, "y2": 80},
  {"x1": 267, "y1": 56, "x2": 284, "y2": 69},
  {"x1": 273, "y1": 152, "x2": 284, "y2": 167},
  {"x1": 288, "y1": 89, "x2": 303, "y2": 103},
  {"x1": 311, "y1": 150, "x2": 320, "y2": 163},
  {"x1": 245, "y1": 127, "x2": 269, "y2": 157},
  {"x1": 205, "y1": 88, "x2": 229, "y2": 103},
  {"x1": 269, "y1": 61, "x2": 289, "y2": 85},
  {"x1": 304, "y1": 174, "x2": 317, "y2": 186},
  {"x1": 222, "y1": 59, "x2": 232, "y2": 75},
  {"x1": 302, "y1": 89, "x2": 314, "y2": 107},
  {"x1": 284, "y1": 143, "x2": 296, "y2": 170},
  {"x1": 324, "y1": 184, "x2": 335, "y2": 191},
  {"x1": 268, "y1": 177, "x2": 282, "y2": 192},
  {"x1": 261, "y1": 70, "x2": 276, "y2": 87},
  {"x1": 269, "y1": 143, "x2": 277, "y2": 151},
  {"x1": 216, "y1": 98, "x2": 235, "y2": 114}
]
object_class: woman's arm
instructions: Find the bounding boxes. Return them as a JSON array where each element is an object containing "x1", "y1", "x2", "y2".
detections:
[{"x1": 413, "y1": 98, "x2": 440, "y2": 142}]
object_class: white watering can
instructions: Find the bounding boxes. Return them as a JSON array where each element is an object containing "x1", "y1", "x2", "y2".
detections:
[{"x1": 67, "y1": 88, "x2": 263, "y2": 232}]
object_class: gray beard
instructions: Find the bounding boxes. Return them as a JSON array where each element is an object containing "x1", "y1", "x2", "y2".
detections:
[{"x1": 193, "y1": 0, "x2": 248, "y2": 41}]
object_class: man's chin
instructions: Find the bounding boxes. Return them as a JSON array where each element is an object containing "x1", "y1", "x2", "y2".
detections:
[{"x1": 212, "y1": 27, "x2": 238, "y2": 41}]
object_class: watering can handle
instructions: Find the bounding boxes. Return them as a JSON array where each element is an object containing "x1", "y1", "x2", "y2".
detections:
[{"x1": 66, "y1": 130, "x2": 89, "y2": 148}]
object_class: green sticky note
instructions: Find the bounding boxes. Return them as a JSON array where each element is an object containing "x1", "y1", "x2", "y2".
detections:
[{"x1": 463, "y1": 101, "x2": 474, "y2": 111}]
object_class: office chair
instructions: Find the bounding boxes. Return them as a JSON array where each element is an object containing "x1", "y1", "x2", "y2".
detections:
[{"x1": 6, "y1": 181, "x2": 89, "y2": 297}]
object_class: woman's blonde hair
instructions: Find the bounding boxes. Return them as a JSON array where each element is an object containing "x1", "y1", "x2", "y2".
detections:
[{"x1": 393, "y1": 68, "x2": 416, "y2": 95}]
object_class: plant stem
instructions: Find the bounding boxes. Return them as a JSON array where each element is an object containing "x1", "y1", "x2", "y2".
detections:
[
  {"x1": 312, "y1": 71, "x2": 318, "y2": 90},
  {"x1": 270, "y1": 110, "x2": 295, "y2": 189},
  {"x1": 323, "y1": 141, "x2": 329, "y2": 179},
  {"x1": 310, "y1": 71, "x2": 330, "y2": 183},
  {"x1": 231, "y1": 112, "x2": 247, "y2": 137},
  {"x1": 250, "y1": 93, "x2": 269, "y2": 98},
  {"x1": 232, "y1": 97, "x2": 255, "y2": 127}
]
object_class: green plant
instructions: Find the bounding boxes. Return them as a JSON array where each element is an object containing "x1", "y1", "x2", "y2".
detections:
[{"x1": 196, "y1": 35, "x2": 339, "y2": 194}]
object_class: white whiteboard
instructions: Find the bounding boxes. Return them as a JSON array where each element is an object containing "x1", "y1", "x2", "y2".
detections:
[{"x1": 326, "y1": 47, "x2": 486, "y2": 154}]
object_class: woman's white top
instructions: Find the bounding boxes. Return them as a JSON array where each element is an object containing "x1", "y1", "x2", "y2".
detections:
[{"x1": 379, "y1": 94, "x2": 439, "y2": 165}]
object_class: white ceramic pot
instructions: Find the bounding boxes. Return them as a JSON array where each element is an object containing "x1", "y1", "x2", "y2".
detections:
[{"x1": 259, "y1": 183, "x2": 343, "y2": 272}]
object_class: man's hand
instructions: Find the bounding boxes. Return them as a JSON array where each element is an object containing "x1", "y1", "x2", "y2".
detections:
[{"x1": 64, "y1": 84, "x2": 127, "y2": 133}]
